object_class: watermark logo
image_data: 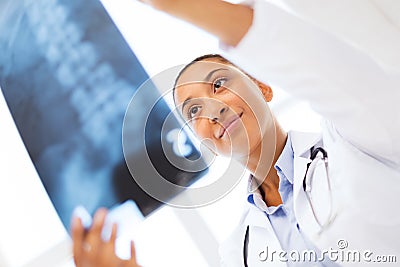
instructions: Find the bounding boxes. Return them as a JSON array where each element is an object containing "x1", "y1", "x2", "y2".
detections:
[
  {"x1": 258, "y1": 239, "x2": 397, "y2": 264},
  {"x1": 336, "y1": 239, "x2": 348, "y2": 250}
]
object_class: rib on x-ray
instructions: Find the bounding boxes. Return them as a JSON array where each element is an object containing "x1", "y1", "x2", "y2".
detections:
[{"x1": 0, "y1": 0, "x2": 208, "y2": 230}]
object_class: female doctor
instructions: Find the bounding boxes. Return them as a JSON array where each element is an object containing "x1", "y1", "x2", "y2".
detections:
[{"x1": 71, "y1": 0, "x2": 400, "y2": 266}]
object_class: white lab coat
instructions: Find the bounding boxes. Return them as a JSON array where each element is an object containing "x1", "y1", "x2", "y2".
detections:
[
  {"x1": 219, "y1": 0, "x2": 400, "y2": 266},
  {"x1": 219, "y1": 131, "x2": 321, "y2": 267}
]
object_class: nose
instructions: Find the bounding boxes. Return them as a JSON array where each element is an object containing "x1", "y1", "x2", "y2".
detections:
[{"x1": 208, "y1": 104, "x2": 228, "y2": 124}]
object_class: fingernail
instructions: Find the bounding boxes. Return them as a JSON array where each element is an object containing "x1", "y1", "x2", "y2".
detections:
[
  {"x1": 72, "y1": 206, "x2": 92, "y2": 229},
  {"x1": 71, "y1": 216, "x2": 78, "y2": 228},
  {"x1": 94, "y1": 208, "x2": 107, "y2": 222}
]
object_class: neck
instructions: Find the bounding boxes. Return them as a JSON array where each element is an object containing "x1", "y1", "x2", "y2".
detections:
[{"x1": 240, "y1": 117, "x2": 287, "y2": 206}]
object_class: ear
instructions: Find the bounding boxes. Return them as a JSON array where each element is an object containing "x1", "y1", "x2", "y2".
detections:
[{"x1": 255, "y1": 81, "x2": 273, "y2": 102}]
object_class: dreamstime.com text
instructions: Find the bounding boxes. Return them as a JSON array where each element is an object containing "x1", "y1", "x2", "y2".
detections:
[{"x1": 258, "y1": 239, "x2": 397, "y2": 264}]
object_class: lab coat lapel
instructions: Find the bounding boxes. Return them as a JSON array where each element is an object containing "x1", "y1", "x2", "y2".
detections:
[
  {"x1": 219, "y1": 204, "x2": 286, "y2": 267},
  {"x1": 221, "y1": 131, "x2": 323, "y2": 266},
  {"x1": 291, "y1": 131, "x2": 323, "y2": 240},
  {"x1": 244, "y1": 205, "x2": 287, "y2": 267}
]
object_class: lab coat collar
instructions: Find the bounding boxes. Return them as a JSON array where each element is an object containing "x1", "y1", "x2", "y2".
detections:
[
  {"x1": 275, "y1": 133, "x2": 295, "y2": 184},
  {"x1": 291, "y1": 131, "x2": 325, "y2": 238},
  {"x1": 244, "y1": 131, "x2": 322, "y2": 230},
  {"x1": 221, "y1": 131, "x2": 323, "y2": 267},
  {"x1": 290, "y1": 131, "x2": 322, "y2": 158},
  {"x1": 246, "y1": 131, "x2": 320, "y2": 214},
  {"x1": 243, "y1": 203, "x2": 270, "y2": 229}
]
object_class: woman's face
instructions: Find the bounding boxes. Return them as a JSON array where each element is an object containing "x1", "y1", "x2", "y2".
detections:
[{"x1": 174, "y1": 58, "x2": 274, "y2": 159}]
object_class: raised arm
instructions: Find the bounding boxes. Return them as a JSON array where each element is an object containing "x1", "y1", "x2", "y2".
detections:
[
  {"x1": 218, "y1": 0, "x2": 400, "y2": 166},
  {"x1": 137, "y1": 0, "x2": 400, "y2": 166},
  {"x1": 139, "y1": 0, "x2": 253, "y2": 47}
]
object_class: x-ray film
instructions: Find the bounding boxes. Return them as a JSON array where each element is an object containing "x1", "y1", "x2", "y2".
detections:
[{"x1": 0, "y1": 0, "x2": 208, "y2": 230}]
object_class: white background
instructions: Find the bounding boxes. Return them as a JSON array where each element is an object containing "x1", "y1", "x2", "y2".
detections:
[{"x1": 0, "y1": 0, "x2": 321, "y2": 266}]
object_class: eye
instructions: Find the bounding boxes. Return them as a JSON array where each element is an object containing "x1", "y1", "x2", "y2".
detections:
[
  {"x1": 213, "y1": 77, "x2": 227, "y2": 92},
  {"x1": 187, "y1": 105, "x2": 202, "y2": 119}
]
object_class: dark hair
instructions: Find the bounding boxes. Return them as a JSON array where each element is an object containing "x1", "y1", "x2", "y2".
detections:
[
  {"x1": 173, "y1": 54, "x2": 262, "y2": 104},
  {"x1": 173, "y1": 54, "x2": 231, "y2": 102}
]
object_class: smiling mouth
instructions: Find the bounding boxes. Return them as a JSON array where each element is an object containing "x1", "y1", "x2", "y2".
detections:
[{"x1": 218, "y1": 112, "x2": 243, "y2": 139}]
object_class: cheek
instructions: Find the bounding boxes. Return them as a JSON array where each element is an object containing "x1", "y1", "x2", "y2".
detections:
[
  {"x1": 241, "y1": 93, "x2": 269, "y2": 133},
  {"x1": 244, "y1": 115, "x2": 261, "y2": 140},
  {"x1": 191, "y1": 119, "x2": 212, "y2": 140},
  {"x1": 240, "y1": 108, "x2": 265, "y2": 154}
]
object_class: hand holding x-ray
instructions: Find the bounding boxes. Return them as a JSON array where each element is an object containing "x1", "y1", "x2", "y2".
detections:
[{"x1": 71, "y1": 208, "x2": 141, "y2": 267}]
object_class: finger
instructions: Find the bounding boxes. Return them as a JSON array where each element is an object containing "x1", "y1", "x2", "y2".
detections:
[
  {"x1": 108, "y1": 223, "x2": 118, "y2": 250},
  {"x1": 85, "y1": 208, "x2": 107, "y2": 253},
  {"x1": 71, "y1": 216, "x2": 85, "y2": 263},
  {"x1": 106, "y1": 223, "x2": 118, "y2": 253},
  {"x1": 129, "y1": 240, "x2": 138, "y2": 264}
]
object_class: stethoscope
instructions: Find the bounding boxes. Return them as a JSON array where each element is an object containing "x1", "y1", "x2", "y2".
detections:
[
  {"x1": 243, "y1": 147, "x2": 333, "y2": 266},
  {"x1": 302, "y1": 146, "x2": 335, "y2": 230}
]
